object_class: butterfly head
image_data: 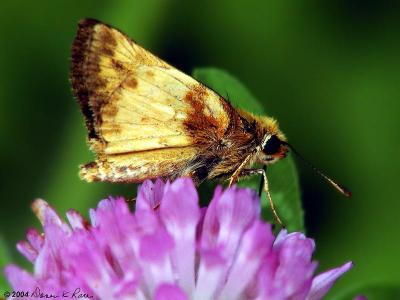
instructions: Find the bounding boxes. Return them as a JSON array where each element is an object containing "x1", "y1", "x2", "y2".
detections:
[
  {"x1": 255, "y1": 116, "x2": 288, "y2": 164},
  {"x1": 260, "y1": 134, "x2": 288, "y2": 163}
]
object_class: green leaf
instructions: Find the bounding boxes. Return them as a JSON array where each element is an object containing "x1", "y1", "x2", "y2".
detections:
[
  {"x1": 193, "y1": 68, "x2": 304, "y2": 232},
  {"x1": 331, "y1": 283, "x2": 400, "y2": 300},
  {"x1": 0, "y1": 234, "x2": 12, "y2": 292}
]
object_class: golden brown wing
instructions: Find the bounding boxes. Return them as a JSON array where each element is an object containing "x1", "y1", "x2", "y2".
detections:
[
  {"x1": 80, "y1": 147, "x2": 199, "y2": 183},
  {"x1": 70, "y1": 19, "x2": 232, "y2": 182}
]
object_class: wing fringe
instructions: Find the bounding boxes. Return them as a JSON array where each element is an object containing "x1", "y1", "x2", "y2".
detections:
[{"x1": 70, "y1": 18, "x2": 102, "y2": 139}]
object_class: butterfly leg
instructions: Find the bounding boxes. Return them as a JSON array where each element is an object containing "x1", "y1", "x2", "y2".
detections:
[
  {"x1": 238, "y1": 168, "x2": 283, "y2": 227},
  {"x1": 228, "y1": 154, "x2": 253, "y2": 187},
  {"x1": 258, "y1": 165, "x2": 267, "y2": 197}
]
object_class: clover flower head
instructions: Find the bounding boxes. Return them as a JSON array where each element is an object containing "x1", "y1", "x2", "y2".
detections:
[{"x1": 5, "y1": 178, "x2": 352, "y2": 299}]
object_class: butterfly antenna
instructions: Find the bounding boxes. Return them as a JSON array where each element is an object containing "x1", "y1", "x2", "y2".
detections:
[{"x1": 283, "y1": 142, "x2": 351, "y2": 197}]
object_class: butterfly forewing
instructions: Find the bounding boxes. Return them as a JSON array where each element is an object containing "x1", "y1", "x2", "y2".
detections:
[{"x1": 70, "y1": 19, "x2": 241, "y2": 183}]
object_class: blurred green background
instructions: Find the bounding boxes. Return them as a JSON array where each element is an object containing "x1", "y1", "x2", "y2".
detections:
[{"x1": 1, "y1": 0, "x2": 399, "y2": 298}]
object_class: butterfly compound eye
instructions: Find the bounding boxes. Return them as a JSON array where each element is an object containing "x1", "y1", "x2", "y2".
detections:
[{"x1": 263, "y1": 135, "x2": 281, "y2": 155}]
